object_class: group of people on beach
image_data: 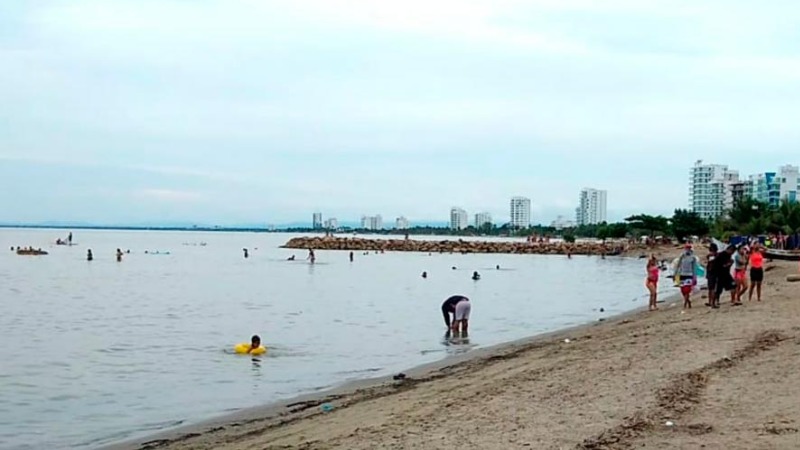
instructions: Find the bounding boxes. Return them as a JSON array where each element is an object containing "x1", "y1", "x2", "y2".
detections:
[{"x1": 645, "y1": 241, "x2": 766, "y2": 311}]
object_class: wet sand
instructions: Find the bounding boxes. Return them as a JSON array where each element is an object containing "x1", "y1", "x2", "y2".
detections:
[{"x1": 116, "y1": 260, "x2": 800, "y2": 450}]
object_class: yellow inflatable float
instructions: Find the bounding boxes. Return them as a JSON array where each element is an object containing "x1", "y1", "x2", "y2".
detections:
[{"x1": 234, "y1": 342, "x2": 267, "y2": 355}]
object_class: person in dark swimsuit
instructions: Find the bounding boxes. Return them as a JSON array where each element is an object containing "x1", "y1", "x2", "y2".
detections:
[{"x1": 441, "y1": 295, "x2": 467, "y2": 330}]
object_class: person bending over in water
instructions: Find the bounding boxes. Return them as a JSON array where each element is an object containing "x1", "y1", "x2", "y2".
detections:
[
  {"x1": 472, "y1": 271, "x2": 481, "y2": 280},
  {"x1": 441, "y1": 295, "x2": 471, "y2": 335}
]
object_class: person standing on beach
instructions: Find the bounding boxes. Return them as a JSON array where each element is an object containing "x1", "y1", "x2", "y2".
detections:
[
  {"x1": 675, "y1": 243, "x2": 698, "y2": 309},
  {"x1": 646, "y1": 255, "x2": 659, "y2": 311},
  {"x1": 441, "y1": 295, "x2": 470, "y2": 334},
  {"x1": 714, "y1": 245, "x2": 736, "y2": 306},
  {"x1": 706, "y1": 243, "x2": 719, "y2": 308},
  {"x1": 748, "y1": 244, "x2": 764, "y2": 302},
  {"x1": 732, "y1": 245, "x2": 748, "y2": 305}
]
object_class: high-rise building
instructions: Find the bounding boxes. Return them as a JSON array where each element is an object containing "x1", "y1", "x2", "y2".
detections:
[
  {"x1": 360, "y1": 215, "x2": 383, "y2": 230},
  {"x1": 312, "y1": 212, "x2": 323, "y2": 229},
  {"x1": 690, "y1": 160, "x2": 741, "y2": 219},
  {"x1": 324, "y1": 218, "x2": 338, "y2": 230},
  {"x1": 509, "y1": 197, "x2": 531, "y2": 228},
  {"x1": 395, "y1": 216, "x2": 410, "y2": 230},
  {"x1": 551, "y1": 215, "x2": 576, "y2": 230},
  {"x1": 748, "y1": 165, "x2": 799, "y2": 207},
  {"x1": 450, "y1": 207, "x2": 469, "y2": 230},
  {"x1": 777, "y1": 165, "x2": 799, "y2": 204},
  {"x1": 474, "y1": 212, "x2": 492, "y2": 228},
  {"x1": 576, "y1": 188, "x2": 608, "y2": 226}
]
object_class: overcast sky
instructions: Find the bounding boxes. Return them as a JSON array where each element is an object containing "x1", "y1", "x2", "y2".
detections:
[{"x1": 2, "y1": 0, "x2": 800, "y2": 226}]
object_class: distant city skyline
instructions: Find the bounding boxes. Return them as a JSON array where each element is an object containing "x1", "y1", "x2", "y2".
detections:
[{"x1": 4, "y1": 2, "x2": 800, "y2": 225}]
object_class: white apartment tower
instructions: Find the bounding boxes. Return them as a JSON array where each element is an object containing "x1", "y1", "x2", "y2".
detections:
[
  {"x1": 690, "y1": 160, "x2": 741, "y2": 219},
  {"x1": 474, "y1": 212, "x2": 492, "y2": 228},
  {"x1": 395, "y1": 216, "x2": 410, "y2": 230},
  {"x1": 312, "y1": 212, "x2": 323, "y2": 229},
  {"x1": 509, "y1": 197, "x2": 531, "y2": 229},
  {"x1": 576, "y1": 188, "x2": 608, "y2": 226},
  {"x1": 450, "y1": 207, "x2": 469, "y2": 230},
  {"x1": 360, "y1": 215, "x2": 383, "y2": 230},
  {"x1": 324, "y1": 218, "x2": 338, "y2": 230}
]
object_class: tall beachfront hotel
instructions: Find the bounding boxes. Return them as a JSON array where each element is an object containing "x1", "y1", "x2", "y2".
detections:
[
  {"x1": 690, "y1": 160, "x2": 800, "y2": 219},
  {"x1": 450, "y1": 207, "x2": 469, "y2": 230},
  {"x1": 576, "y1": 188, "x2": 607, "y2": 226},
  {"x1": 509, "y1": 197, "x2": 531, "y2": 229}
]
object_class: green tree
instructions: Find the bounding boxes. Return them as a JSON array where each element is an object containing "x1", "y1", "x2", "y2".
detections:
[{"x1": 670, "y1": 209, "x2": 709, "y2": 242}]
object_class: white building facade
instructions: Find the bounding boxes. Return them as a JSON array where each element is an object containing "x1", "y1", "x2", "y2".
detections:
[
  {"x1": 360, "y1": 215, "x2": 383, "y2": 230},
  {"x1": 690, "y1": 160, "x2": 741, "y2": 220},
  {"x1": 323, "y1": 218, "x2": 338, "y2": 230},
  {"x1": 312, "y1": 212, "x2": 323, "y2": 229},
  {"x1": 395, "y1": 216, "x2": 410, "y2": 230},
  {"x1": 450, "y1": 207, "x2": 469, "y2": 230},
  {"x1": 474, "y1": 212, "x2": 492, "y2": 228},
  {"x1": 551, "y1": 215, "x2": 576, "y2": 230},
  {"x1": 576, "y1": 188, "x2": 608, "y2": 226},
  {"x1": 509, "y1": 197, "x2": 531, "y2": 229}
]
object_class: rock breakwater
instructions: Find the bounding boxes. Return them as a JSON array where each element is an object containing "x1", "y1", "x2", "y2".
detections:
[{"x1": 282, "y1": 236, "x2": 628, "y2": 255}]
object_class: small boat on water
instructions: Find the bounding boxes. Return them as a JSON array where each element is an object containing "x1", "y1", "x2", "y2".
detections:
[
  {"x1": 17, "y1": 249, "x2": 48, "y2": 256},
  {"x1": 764, "y1": 249, "x2": 800, "y2": 261}
]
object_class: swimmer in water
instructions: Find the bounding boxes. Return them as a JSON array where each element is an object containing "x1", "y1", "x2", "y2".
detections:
[
  {"x1": 243, "y1": 248, "x2": 249, "y2": 258},
  {"x1": 441, "y1": 295, "x2": 471, "y2": 335},
  {"x1": 496, "y1": 265, "x2": 500, "y2": 270},
  {"x1": 116, "y1": 248, "x2": 123, "y2": 262},
  {"x1": 247, "y1": 335, "x2": 261, "y2": 354},
  {"x1": 287, "y1": 255, "x2": 296, "y2": 261},
  {"x1": 422, "y1": 271, "x2": 428, "y2": 278},
  {"x1": 472, "y1": 271, "x2": 481, "y2": 280}
]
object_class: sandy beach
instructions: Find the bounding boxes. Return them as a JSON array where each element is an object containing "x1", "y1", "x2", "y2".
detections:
[{"x1": 119, "y1": 258, "x2": 800, "y2": 450}]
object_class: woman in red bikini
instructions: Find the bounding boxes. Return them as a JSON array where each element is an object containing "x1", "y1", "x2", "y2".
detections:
[{"x1": 646, "y1": 255, "x2": 659, "y2": 311}]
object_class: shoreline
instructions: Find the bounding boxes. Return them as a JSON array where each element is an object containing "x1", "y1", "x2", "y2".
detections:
[
  {"x1": 106, "y1": 260, "x2": 800, "y2": 450},
  {"x1": 104, "y1": 287, "x2": 683, "y2": 450}
]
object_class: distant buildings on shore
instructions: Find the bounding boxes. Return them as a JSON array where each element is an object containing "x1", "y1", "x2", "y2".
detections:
[
  {"x1": 360, "y1": 215, "x2": 383, "y2": 230},
  {"x1": 450, "y1": 207, "x2": 469, "y2": 230},
  {"x1": 576, "y1": 188, "x2": 607, "y2": 226},
  {"x1": 312, "y1": 212, "x2": 323, "y2": 229},
  {"x1": 690, "y1": 160, "x2": 800, "y2": 219},
  {"x1": 324, "y1": 217, "x2": 338, "y2": 230},
  {"x1": 551, "y1": 215, "x2": 576, "y2": 230},
  {"x1": 475, "y1": 212, "x2": 492, "y2": 228},
  {"x1": 395, "y1": 216, "x2": 409, "y2": 230},
  {"x1": 510, "y1": 196, "x2": 531, "y2": 229}
]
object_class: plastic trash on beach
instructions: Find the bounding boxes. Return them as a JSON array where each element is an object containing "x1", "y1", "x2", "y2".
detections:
[
  {"x1": 320, "y1": 403, "x2": 334, "y2": 412},
  {"x1": 564, "y1": 339, "x2": 571, "y2": 343},
  {"x1": 665, "y1": 421, "x2": 675, "y2": 427}
]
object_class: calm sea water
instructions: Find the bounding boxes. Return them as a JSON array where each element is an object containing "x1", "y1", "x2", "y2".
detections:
[{"x1": 0, "y1": 229, "x2": 668, "y2": 449}]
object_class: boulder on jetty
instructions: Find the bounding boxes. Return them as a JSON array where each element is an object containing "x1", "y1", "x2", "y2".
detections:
[{"x1": 282, "y1": 236, "x2": 628, "y2": 256}]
